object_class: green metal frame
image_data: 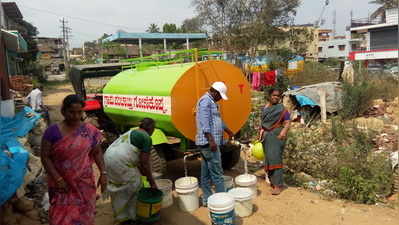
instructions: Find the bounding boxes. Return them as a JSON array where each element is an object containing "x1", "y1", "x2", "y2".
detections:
[{"x1": 119, "y1": 48, "x2": 223, "y2": 71}]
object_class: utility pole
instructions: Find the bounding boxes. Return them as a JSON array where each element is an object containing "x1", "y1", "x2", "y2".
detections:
[
  {"x1": 333, "y1": 10, "x2": 337, "y2": 38},
  {"x1": 60, "y1": 18, "x2": 71, "y2": 72}
]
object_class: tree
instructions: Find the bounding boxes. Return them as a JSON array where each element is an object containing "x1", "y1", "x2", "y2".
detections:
[
  {"x1": 193, "y1": 0, "x2": 300, "y2": 53},
  {"x1": 162, "y1": 23, "x2": 180, "y2": 33},
  {"x1": 181, "y1": 17, "x2": 204, "y2": 33},
  {"x1": 146, "y1": 24, "x2": 160, "y2": 33}
]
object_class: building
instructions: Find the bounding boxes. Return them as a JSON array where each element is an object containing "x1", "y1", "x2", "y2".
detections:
[
  {"x1": 258, "y1": 25, "x2": 335, "y2": 61},
  {"x1": 318, "y1": 33, "x2": 362, "y2": 61},
  {"x1": 310, "y1": 28, "x2": 334, "y2": 60},
  {"x1": 0, "y1": 1, "x2": 28, "y2": 117},
  {"x1": 349, "y1": 8, "x2": 398, "y2": 64},
  {"x1": 35, "y1": 37, "x2": 64, "y2": 73},
  {"x1": 1, "y1": 2, "x2": 28, "y2": 75}
]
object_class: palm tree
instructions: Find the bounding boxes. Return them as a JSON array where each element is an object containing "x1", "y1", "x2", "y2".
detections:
[{"x1": 146, "y1": 24, "x2": 160, "y2": 33}]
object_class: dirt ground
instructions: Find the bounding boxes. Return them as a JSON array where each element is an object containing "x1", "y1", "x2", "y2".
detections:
[
  {"x1": 92, "y1": 158, "x2": 398, "y2": 225},
  {"x1": 43, "y1": 83, "x2": 399, "y2": 225}
]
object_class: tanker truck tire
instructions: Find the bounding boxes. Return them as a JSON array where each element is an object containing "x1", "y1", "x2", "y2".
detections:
[
  {"x1": 150, "y1": 148, "x2": 167, "y2": 175},
  {"x1": 221, "y1": 144, "x2": 241, "y2": 170}
]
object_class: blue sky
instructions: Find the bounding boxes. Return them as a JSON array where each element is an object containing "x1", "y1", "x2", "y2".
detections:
[{"x1": 13, "y1": 0, "x2": 379, "y2": 47}]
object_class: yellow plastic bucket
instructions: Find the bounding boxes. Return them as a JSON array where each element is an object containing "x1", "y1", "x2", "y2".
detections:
[{"x1": 136, "y1": 188, "x2": 163, "y2": 223}]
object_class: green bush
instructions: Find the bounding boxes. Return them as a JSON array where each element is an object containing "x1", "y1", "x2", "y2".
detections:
[
  {"x1": 340, "y1": 81, "x2": 377, "y2": 119},
  {"x1": 334, "y1": 167, "x2": 379, "y2": 204},
  {"x1": 332, "y1": 123, "x2": 392, "y2": 204},
  {"x1": 285, "y1": 120, "x2": 393, "y2": 204}
]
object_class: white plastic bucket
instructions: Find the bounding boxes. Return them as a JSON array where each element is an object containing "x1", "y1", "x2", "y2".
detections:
[
  {"x1": 228, "y1": 188, "x2": 254, "y2": 217},
  {"x1": 175, "y1": 177, "x2": 199, "y2": 212},
  {"x1": 208, "y1": 193, "x2": 235, "y2": 225},
  {"x1": 155, "y1": 179, "x2": 173, "y2": 208},
  {"x1": 223, "y1": 175, "x2": 234, "y2": 191},
  {"x1": 235, "y1": 174, "x2": 257, "y2": 196}
]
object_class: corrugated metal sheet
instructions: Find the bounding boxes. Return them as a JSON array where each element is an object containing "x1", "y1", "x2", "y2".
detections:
[
  {"x1": 105, "y1": 31, "x2": 207, "y2": 43},
  {"x1": 370, "y1": 27, "x2": 398, "y2": 50}
]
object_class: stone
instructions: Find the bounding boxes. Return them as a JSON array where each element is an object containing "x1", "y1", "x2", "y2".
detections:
[
  {"x1": 386, "y1": 106, "x2": 395, "y2": 114},
  {"x1": 31, "y1": 119, "x2": 47, "y2": 136},
  {"x1": 14, "y1": 197, "x2": 34, "y2": 213},
  {"x1": 354, "y1": 117, "x2": 385, "y2": 132},
  {"x1": 293, "y1": 172, "x2": 315, "y2": 183},
  {"x1": 25, "y1": 209, "x2": 40, "y2": 221},
  {"x1": 373, "y1": 99, "x2": 384, "y2": 106},
  {"x1": 18, "y1": 215, "x2": 41, "y2": 225},
  {"x1": 23, "y1": 154, "x2": 43, "y2": 187},
  {"x1": 310, "y1": 200, "x2": 318, "y2": 204},
  {"x1": 28, "y1": 133, "x2": 42, "y2": 148}
]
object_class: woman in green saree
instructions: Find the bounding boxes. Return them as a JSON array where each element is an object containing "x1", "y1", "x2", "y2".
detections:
[{"x1": 259, "y1": 88, "x2": 291, "y2": 195}]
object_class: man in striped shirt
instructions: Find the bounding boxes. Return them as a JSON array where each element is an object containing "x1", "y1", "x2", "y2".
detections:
[{"x1": 195, "y1": 82, "x2": 234, "y2": 206}]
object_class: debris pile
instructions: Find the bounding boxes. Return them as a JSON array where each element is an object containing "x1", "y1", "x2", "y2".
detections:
[
  {"x1": 0, "y1": 109, "x2": 47, "y2": 225},
  {"x1": 10, "y1": 75, "x2": 33, "y2": 95}
]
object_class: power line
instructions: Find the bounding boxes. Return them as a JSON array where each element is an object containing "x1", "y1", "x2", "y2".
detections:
[{"x1": 21, "y1": 5, "x2": 141, "y2": 31}]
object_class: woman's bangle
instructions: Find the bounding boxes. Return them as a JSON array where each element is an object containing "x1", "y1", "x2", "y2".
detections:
[
  {"x1": 101, "y1": 171, "x2": 107, "y2": 175},
  {"x1": 55, "y1": 176, "x2": 63, "y2": 183}
]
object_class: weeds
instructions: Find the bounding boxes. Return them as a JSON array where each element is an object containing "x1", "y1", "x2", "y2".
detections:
[
  {"x1": 340, "y1": 81, "x2": 377, "y2": 119},
  {"x1": 289, "y1": 62, "x2": 337, "y2": 86},
  {"x1": 285, "y1": 120, "x2": 393, "y2": 204},
  {"x1": 332, "y1": 124, "x2": 392, "y2": 204}
]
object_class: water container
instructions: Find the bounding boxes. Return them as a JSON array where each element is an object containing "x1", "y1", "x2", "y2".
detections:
[
  {"x1": 175, "y1": 177, "x2": 199, "y2": 212},
  {"x1": 155, "y1": 179, "x2": 173, "y2": 208},
  {"x1": 228, "y1": 188, "x2": 254, "y2": 217},
  {"x1": 235, "y1": 174, "x2": 257, "y2": 196},
  {"x1": 136, "y1": 188, "x2": 163, "y2": 223},
  {"x1": 223, "y1": 175, "x2": 234, "y2": 191},
  {"x1": 208, "y1": 193, "x2": 235, "y2": 225},
  {"x1": 0, "y1": 99, "x2": 15, "y2": 118}
]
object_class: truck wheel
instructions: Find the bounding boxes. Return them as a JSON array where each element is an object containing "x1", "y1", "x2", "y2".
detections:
[
  {"x1": 221, "y1": 143, "x2": 241, "y2": 170},
  {"x1": 150, "y1": 148, "x2": 167, "y2": 175}
]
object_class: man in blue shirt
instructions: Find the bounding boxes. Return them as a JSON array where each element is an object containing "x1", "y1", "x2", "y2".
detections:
[{"x1": 195, "y1": 81, "x2": 234, "y2": 206}]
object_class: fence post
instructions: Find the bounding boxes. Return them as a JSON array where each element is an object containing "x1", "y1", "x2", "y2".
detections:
[{"x1": 318, "y1": 88, "x2": 327, "y2": 123}]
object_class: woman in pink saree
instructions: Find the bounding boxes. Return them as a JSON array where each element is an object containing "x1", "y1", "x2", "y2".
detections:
[{"x1": 41, "y1": 94, "x2": 107, "y2": 225}]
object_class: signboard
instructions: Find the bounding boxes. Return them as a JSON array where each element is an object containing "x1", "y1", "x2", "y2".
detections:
[
  {"x1": 353, "y1": 49, "x2": 398, "y2": 60},
  {"x1": 103, "y1": 94, "x2": 172, "y2": 115}
]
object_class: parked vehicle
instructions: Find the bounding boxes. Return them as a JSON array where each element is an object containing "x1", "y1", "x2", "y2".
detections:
[{"x1": 69, "y1": 49, "x2": 251, "y2": 172}]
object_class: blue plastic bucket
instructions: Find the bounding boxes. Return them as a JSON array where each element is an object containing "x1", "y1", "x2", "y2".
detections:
[{"x1": 208, "y1": 193, "x2": 235, "y2": 225}]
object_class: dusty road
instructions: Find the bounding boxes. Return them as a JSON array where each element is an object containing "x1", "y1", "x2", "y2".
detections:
[
  {"x1": 43, "y1": 83, "x2": 399, "y2": 225},
  {"x1": 43, "y1": 83, "x2": 74, "y2": 123}
]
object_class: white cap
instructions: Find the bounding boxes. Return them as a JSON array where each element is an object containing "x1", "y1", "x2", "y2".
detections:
[{"x1": 211, "y1": 82, "x2": 228, "y2": 100}]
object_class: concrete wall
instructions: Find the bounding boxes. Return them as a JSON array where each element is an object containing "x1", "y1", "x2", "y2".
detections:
[
  {"x1": 318, "y1": 39, "x2": 352, "y2": 59},
  {"x1": 386, "y1": 8, "x2": 398, "y2": 25}
]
